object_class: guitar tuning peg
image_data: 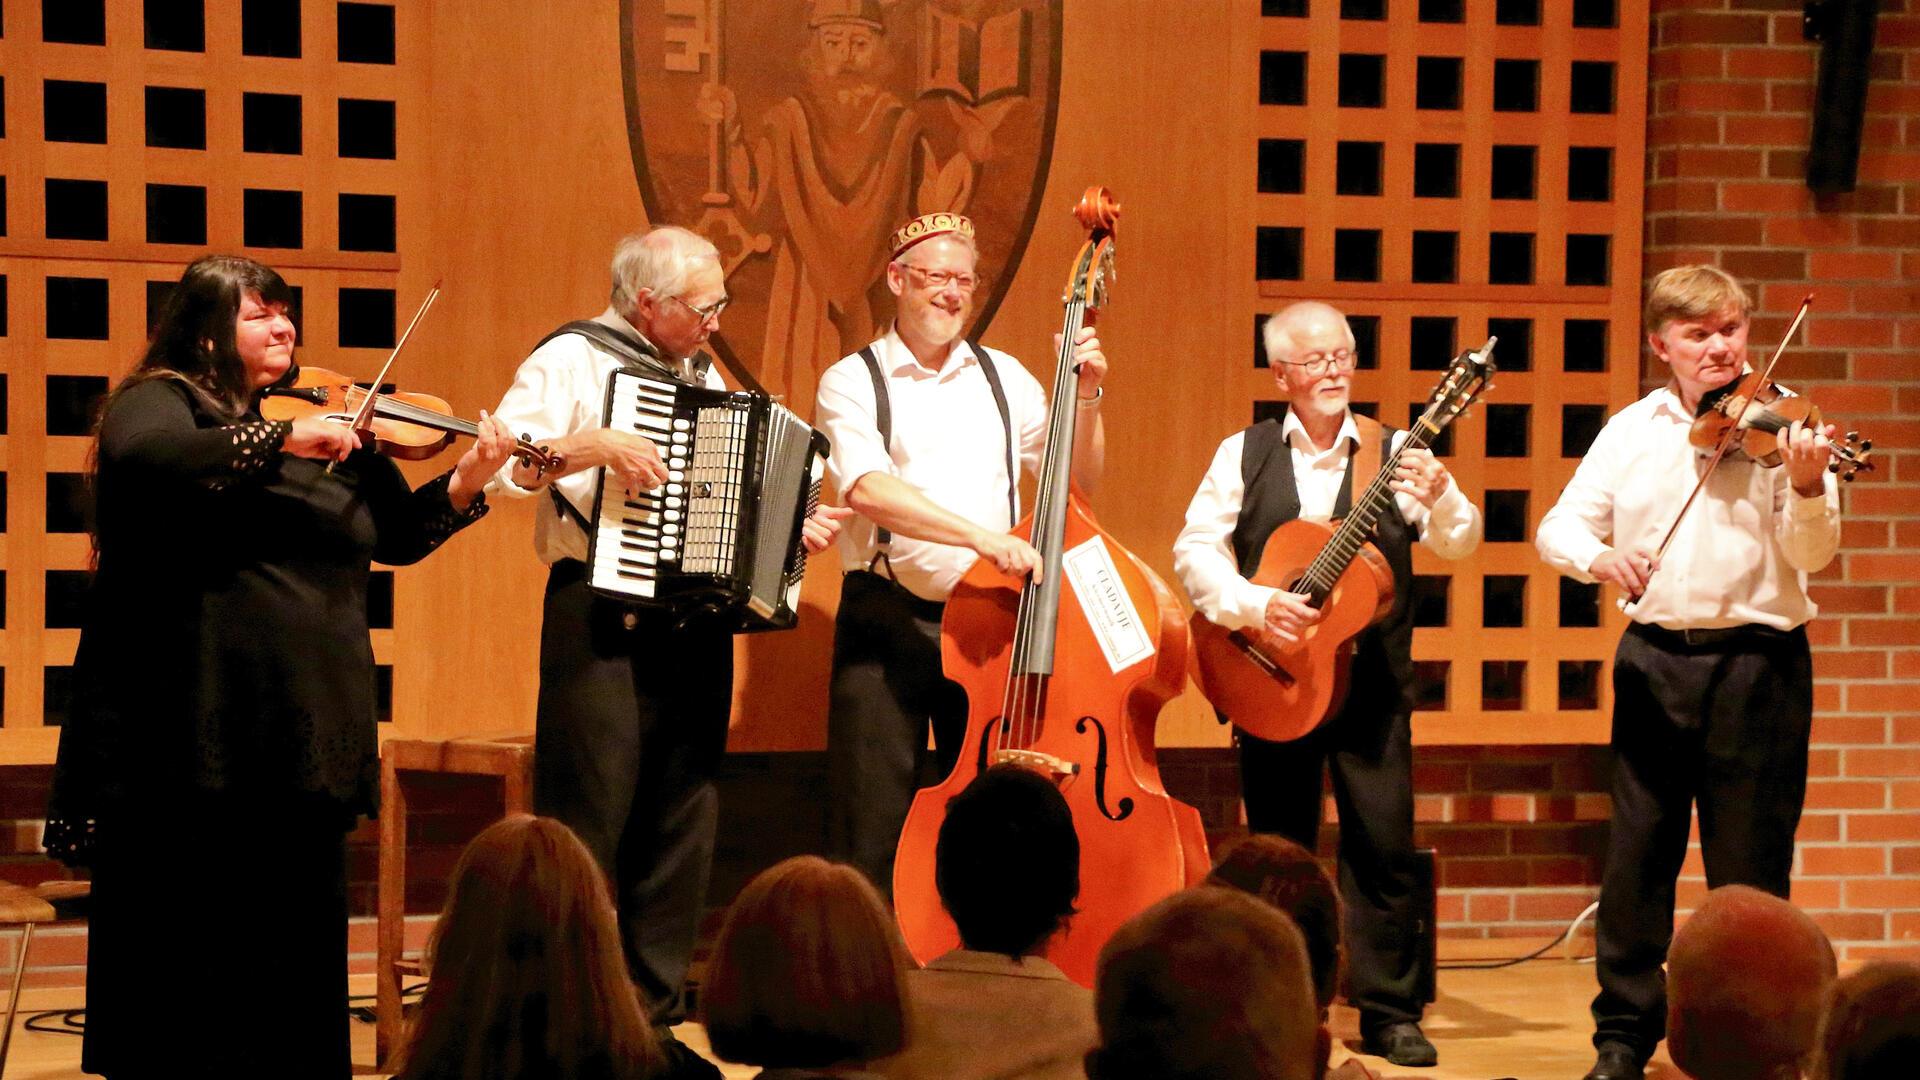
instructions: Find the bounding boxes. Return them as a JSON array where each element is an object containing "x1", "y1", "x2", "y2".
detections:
[
  {"x1": 1862, "y1": 439, "x2": 1874, "y2": 451},
  {"x1": 1846, "y1": 430, "x2": 1858, "y2": 441}
]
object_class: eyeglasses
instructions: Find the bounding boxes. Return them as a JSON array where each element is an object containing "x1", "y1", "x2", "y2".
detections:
[
  {"x1": 1276, "y1": 349, "x2": 1357, "y2": 377},
  {"x1": 670, "y1": 294, "x2": 731, "y2": 324},
  {"x1": 898, "y1": 263, "x2": 983, "y2": 293}
]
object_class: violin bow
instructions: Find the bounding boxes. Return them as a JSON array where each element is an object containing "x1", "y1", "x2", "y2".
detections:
[
  {"x1": 1625, "y1": 294, "x2": 1814, "y2": 608},
  {"x1": 327, "y1": 281, "x2": 443, "y2": 474}
]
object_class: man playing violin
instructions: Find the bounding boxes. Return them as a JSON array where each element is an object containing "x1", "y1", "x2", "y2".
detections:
[
  {"x1": 812, "y1": 212, "x2": 1107, "y2": 895},
  {"x1": 485, "y1": 226, "x2": 849, "y2": 1055},
  {"x1": 1536, "y1": 265, "x2": 1841, "y2": 1080},
  {"x1": 1173, "y1": 300, "x2": 1483, "y2": 1069}
]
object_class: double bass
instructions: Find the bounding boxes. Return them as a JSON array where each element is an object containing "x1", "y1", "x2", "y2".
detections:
[{"x1": 891, "y1": 188, "x2": 1210, "y2": 987}]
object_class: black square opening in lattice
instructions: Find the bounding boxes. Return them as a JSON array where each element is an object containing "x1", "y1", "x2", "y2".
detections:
[
  {"x1": 1412, "y1": 660, "x2": 1449, "y2": 711},
  {"x1": 1568, "y1": 146, "x2": 1613, "y2": 202},
  {"x1": 1486, "y1": 317, "x2": 1531, "y2": 371},
  {"x1": 0, "y1": 183, "x2": 7, "y2": 237},
  {"x1": 1414, "y1": 143, "x2": 1460, "y2": 198},
  {"x1": 1254, "y1": 315, "x2": 1271, "y2": 369},
  {"x1": 1483, "y1": 575, "x2": 1527, "y2": 628},
  {"x1": 145, "y1": 0, "x2": 206, "y2": 51},
  {"x1": 1566, "y1": 234, "x2": 1611, "y2": 286},
  {"x1": 1562, "y1": 403, "x2": 1606, "y2": 458},
  {"x1": 1482, "y1": 660, "x2": 1526, "y2": 710},
  {"x1": 1491, "y1": 144, "x2": 1537, "y2": 200},
  {"x1": 43, "y1": 80, "x2": 108, "y2": 143},
  {"x1": 339, "y1": 193, "x2": 397, "y2": 252},
  {"x1": 244, "y1": 188, "x2": 304, "y2": 248},
  {"x1": 1338, "y1": 54, "x2": 1386, "y2": 109},
  {"x1": 0, "y1": 474, "x2": 6, "y2": 533},
  {"x1": 376, "y1": 664, "x2": 394, "y2": 723},
  {"x1": 1558, "y1": 660, "x2": 1603, "y2": 710},
  {"x1": 1260, "y1": 51, "x2": 1308, "y2": 106},
  {"x1": 46, "y1": 374, "x2": 109, "y2": 437},
  {"x1": 1342, "y1": 0, "x2": 1386, "y2": 18},
  {"x1": 1559, "y1": 579, "x2": 1600, "y2": 627},
  {"x1": 1573, "y1": 0, "x2": 1618, "y2": 29},
  {"x1": 1416, "y1": 56, "x2": 1463, "y2": 111},
  {"x1": 1409, "y1": 315, "x2": 1456, "y2": 371},
  {"x1": 0, "y1": 571, "x2": 5, "y2": 624},
  {"x1": 1484, "y1": 489, "x2": 1529, "y2": 542},
  {"x1": 1563, "y1": 319, "x2": 1609, "y2": 371},
  {"x1": 340, "y1": 287, "x2": 397, "y2": 348},
  {"x1": 1486, "y1": 403, "x2": 1531, "y2": 458},
  {"x1": 1570, "y1": 61, "x2": 1616, "y2": 115},
  {"x1": 46, "y1": 179, "x2": 109, "y2": 241},
  {"x1": 46, "y1": 277, "x2": 110, "y2": 340},
  {"x1": 1349, "y1": 313, "x2": 1381, "y2": 370},
  {"x1": 47, "y1": 471, "x2": 93, "y2": 534},
  {"x1": 1350, "y1": 401, "x2": 1379, "y2": 420},
  {"x1": 1334, "y1": 229, "x2": 1382, "y2": 283},
  {"x1": 1336, "y1": 141, "x2": 1384, "y2": 196},
  {"x1": 1252, "y1": 400, "x2": 1288, "y2": 425},
  {"x1": 338, "y1": 3, "x2": 398, "y2": 64},
  {"x1": 1488, "y1": 232, "x2": 1535, "y2": 286},
  {"x1": 0, "y1": 374, "x2": 7, "y2": 430},
  {"x1": 1411, "y1": 230, "x2": 1458, "y2": 284},
  {"x1": 145, "y1": 86, "x2": 207, "y2": 149},
  {"x1": 43, "y1": 1, "x2": 107, "y2": 45},
  {"x1": 0, "y1": 78, "x2": 7, "y2": 140},
  {"x1": 1493, "y1": 59, "x2": 1539, "y2": 112},
  {"x1": 1256, "y1": 226, "x2": 1304, "y2": 281},
  {"x1": 1258, "y1": 139, "x2": 1306, "y2": 194},
  {"x1": 339, "y1": 98, "x2": 397, "y2": 159},
  {"x1": 1412, "y1": 574, "x2": 1450, "y2": 628},
  {"x1": 147, "y1": 279, "x2": 176, "y2": 334},
  {"x1": 1263, "y1": 0, "x2": 1308, "y2": 15},
  {"x1": 1407, "y1": 403, "x2": 1454, "y2": 456},
  {"x1": 146, "y1": 183, "x2": 207, "y2": 245},
  {"x1": 243, "y1": 0, "x2": 303, "y2": 58},
  {"x1": 1495, "y1": 0, "x2": 1540, "y2": 25},
  {"x1": 243, "y1": 92, "x2": 303, "y2": 154},
  {"x1": 45, "y1": 569, "x2": 92, "y2": 629},
  {"x1": 45, "y1": 666, "x2": 76, "y2": 727},
  {"x1": 1419, "y1": 0, "x2": 1463, "y2": 20},
  {"x1": 368, "y1": 569, "x2": 395, "y2": 629}
]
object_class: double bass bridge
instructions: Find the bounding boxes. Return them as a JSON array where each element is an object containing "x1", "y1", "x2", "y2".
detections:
[{"x1": 990, "y1": 749, "x2": 1081, "y2": 780}]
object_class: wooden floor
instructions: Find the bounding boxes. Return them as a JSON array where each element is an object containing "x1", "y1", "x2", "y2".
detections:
[{"x1": 0, "y1": 963, "x2": 1689, "y2": 1080}]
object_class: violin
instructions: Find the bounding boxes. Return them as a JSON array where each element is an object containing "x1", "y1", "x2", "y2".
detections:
[
  {"x1": 261, "y1": 366, "x2": 563, "y2": 478},
  {"x1": 1692, "y1": 371, "x2": 1873, "y2": 481}
]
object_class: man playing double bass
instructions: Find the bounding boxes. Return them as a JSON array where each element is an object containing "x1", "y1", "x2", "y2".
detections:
[
  {"x1": 1537, "y1": 266, "x2": 1841, "y2": 1080},
  {"x1": 1173, "y1": 301, "x2": 1483, "y2": 1068},
  {"x1": 813, "y1": 212, "x2": 1108, "y2": 894}
]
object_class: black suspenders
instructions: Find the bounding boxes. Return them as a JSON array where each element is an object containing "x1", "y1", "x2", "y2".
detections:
[{"x1": 855, "y1": 340, "x2": 1017, "y2": 551}]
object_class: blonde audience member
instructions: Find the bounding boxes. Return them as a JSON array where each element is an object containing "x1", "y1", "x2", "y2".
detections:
[{"x1": 1666, "y1": 885, "x2": 1836, "y2": 1080}]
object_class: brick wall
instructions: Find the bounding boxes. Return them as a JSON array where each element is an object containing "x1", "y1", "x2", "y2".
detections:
[{"x1": 1645, "y1": 0, "x2": 1920, "y2": 961}]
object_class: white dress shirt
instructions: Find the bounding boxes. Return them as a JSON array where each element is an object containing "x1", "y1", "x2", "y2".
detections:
[
  {"x1": 1174, "y1": 410, "x2": 1484, "y2": 630},
  {"x1": 1535, "y1": 385, "x2": 1840, "y2": 631},
  {"x1": 485, "y1": 309, "x2": 725, "y2": 565},
  {"x1": 813, "y1": 328, "x2": 1049, "y2": 602}
]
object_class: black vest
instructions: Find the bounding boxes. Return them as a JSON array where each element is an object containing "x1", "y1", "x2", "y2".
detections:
[{"x1": 1229, "y1": 413, "x2": 1417, "y2": 711}]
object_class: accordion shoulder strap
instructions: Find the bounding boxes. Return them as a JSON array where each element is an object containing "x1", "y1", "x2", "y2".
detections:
[{"x1": 855, "y1": 339, "x2": 1015, "y2": 550}]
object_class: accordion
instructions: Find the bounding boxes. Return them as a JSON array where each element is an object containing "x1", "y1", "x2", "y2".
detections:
[{"x1": 587, "y1": 369, "x2": 829, "y2": 631}]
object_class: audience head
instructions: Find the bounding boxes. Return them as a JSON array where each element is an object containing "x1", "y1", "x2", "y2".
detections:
[
  {"x1": 1666, "y1": 884, "x2": 1836, "y2": 1080},
  {"x1": 395, "y1": 814, "x2": 661, "y2": 1080},
  {"x1": 1085, "y1": 886, "x2": 1320, "y2": 1080},
  {"x1": 1811, "y1": 961, "x2": 1920, "y2": 1080},
  {"x1": 1206, "y1": 834, "x2": 1342, "y2": 1013},
  {"x1": 935, "y1": 764, "x2": 1081, "y2": 959},
  {"x1": 702, "y1": 855, "x2": 909, "y2": 1071}
]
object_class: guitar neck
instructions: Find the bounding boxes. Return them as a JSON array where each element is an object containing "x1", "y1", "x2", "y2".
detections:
[{"x1": 1298, "y1": 428, "x2": 1430, "y2": 604}]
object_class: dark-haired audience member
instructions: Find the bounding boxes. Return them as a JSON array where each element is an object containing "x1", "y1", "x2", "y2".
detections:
[
  {"x1": 878, "y1": 764, "x2": 1094, "y2": 1080},
  {"x1": 1665, "y1": 885, "x2": 1836, "y2": 1080},
  {"x1": 703, "y1": 856, "x2": 910, "y2": 1079},
  {"x1": 1811, "y1": 961, "x2": 1920, "y2": 1080},
  {"x1": 394, "y1": 815, "x2": 664, "y2": 1080},
  {"x1": 1086, "y1": 887, "x2": 1321, "y2": 1080}
]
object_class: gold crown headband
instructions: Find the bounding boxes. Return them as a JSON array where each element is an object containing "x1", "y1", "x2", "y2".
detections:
[{"x1": 889, "y1": 213, "x2": 975, "y2": 261}]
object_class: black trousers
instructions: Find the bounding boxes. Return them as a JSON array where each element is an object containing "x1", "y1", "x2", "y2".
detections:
[
  {"x1": 533, "y1": 560, "x2": 733, "y2": 1021},
  {"x1": 1592, "y1": 622, "x2": 1812, "y2": 1059},
  {"x1": 826, "y1": 571, "x2": 969, "y2": 893},
  {"x1": 1237, "y1": 650, "x2": 1424, "y2": 1030}
]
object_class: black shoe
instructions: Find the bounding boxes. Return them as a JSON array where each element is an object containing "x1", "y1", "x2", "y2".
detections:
[
  {"x1": 1581, "y1": 1041, "x2": 1643, "y2": 1080},
  {"x1": 1361, "y1": 1021, "x2": 1438, "y2": 1067}
]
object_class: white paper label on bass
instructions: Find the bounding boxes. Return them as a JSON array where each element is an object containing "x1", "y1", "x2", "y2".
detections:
[{"x1": 1063, "y1": 536, "x2": 1155, "y2": 674}]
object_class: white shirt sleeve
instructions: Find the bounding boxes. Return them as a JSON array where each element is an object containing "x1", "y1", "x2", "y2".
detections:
[
  {"x1": 485, "y1": 337, "x2": 586, "y2": 501},
  {"x1": 1004, "y1": 354, "x2": 1050, "y2": 480},
  {"x1": 1778, "y1": 477, "x2": 1841, "y2": 573},
  {"x1": 814, "y1": 358, "x2": 893, "y2": 499},
  {"x1": 1173, "y1": 433, "x2": 1279, "y2": 631},
  {"x1": 1387, "y1": 429, "x2": 1484, "y2": 561},
  {"x1": 1536, "y1": 419, "x2": 1623, "y2": 582}
]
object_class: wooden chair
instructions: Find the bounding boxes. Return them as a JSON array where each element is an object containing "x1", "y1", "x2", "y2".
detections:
[
  {"x1": 374, "y1": 732, "x2": 535, "y2": 1069},
  {"x1": 0, "y1": 882, "x2": 58, "y2": 1076}
]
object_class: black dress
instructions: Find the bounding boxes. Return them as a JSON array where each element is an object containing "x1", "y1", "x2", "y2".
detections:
[{"x1": 45, "y1": 376, "x2": 488, "y2": 1079}]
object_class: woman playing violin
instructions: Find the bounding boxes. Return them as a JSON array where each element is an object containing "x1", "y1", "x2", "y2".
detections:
[
  {"x1": 1536, "y1": 265, "x2": 1842, "y2": 1080},
  {"x1": 45, "y1": 255, "x2": 513, "y2": 1079}
]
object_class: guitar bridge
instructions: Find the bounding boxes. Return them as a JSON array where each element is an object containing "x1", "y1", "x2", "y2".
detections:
[{"x1": 1228, "y1": 630, "x2": 1297, "y2": 687}]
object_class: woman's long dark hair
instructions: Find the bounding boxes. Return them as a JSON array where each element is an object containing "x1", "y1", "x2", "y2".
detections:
[{"x1": 109, "y1": 254, "x2": 296, "y2": 421}]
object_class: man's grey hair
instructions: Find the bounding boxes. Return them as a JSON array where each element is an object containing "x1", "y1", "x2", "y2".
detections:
[
  {"x1": 1262, "y1": 301, "x2": 1355, "y2": 364},
  {"x1": 610, "y1": 226, "x2": 721, "y2": 312}
]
